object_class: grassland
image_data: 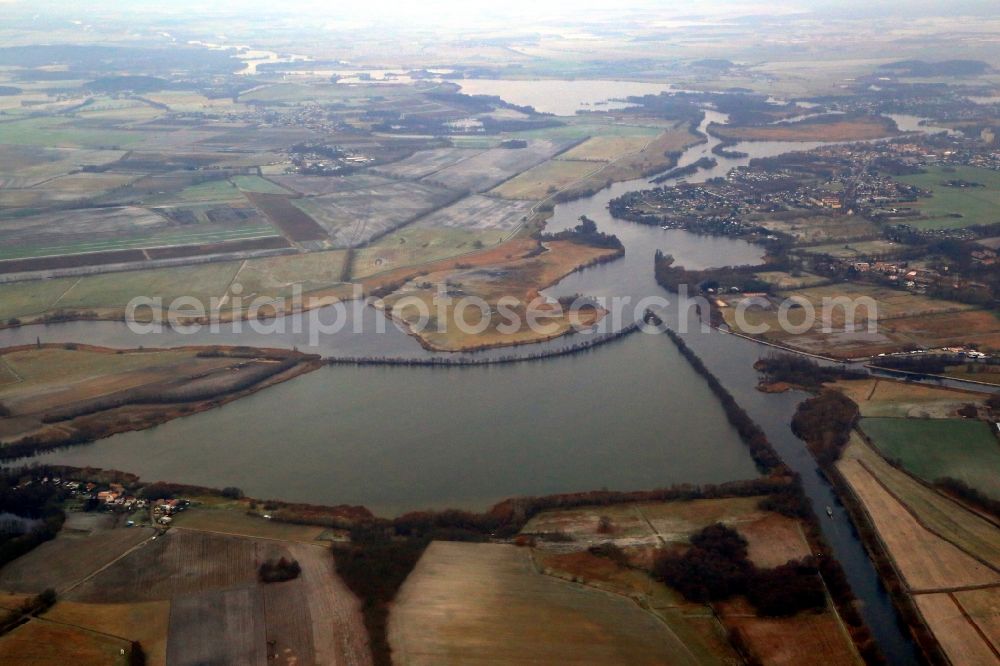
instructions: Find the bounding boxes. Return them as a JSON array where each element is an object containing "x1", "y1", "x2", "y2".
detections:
[
  {"x1": 170, "y1": 506, "x2": 328, "y2": 543},
  {"x1": 758, "y1": 214, "x2": 879, "y2": 244},
  {"x1": 861, "y1": 417, "x2": 1000, "y2": 499},
  {"x1": 557, "y1": 134, "x2": 657, "y2": 162},
  {"x1": 796, "y1": 239, "x2": 905, "y2": 259},
  {"x1": 490, "y1": 159, "x2": 601, "y2": 200},
  {"x1": 389, "y1": 541, "x2": 696, "y2": 665},
  {"x1": 708, "y1": 115, "x2": 897, "y2": 142},
  {"x1": 897, "y1": 166, "x2": 1000, "y2": 229}
]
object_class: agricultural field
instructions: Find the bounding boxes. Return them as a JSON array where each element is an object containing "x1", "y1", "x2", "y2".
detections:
[
  {"x1": 0, "y1": 145, "x2": 126, "y2": 188},
  {"x1": 291, "y1": 179, "x2": 461, "y2": 247},
  {"x1": 757, "y1": 214, "x2": 879, "y2": 244},
  {"x1": 896, "y1": 166, "x2": 1000, "y2": 229},
  {"x1": 0, "y1": 618, "x2": 134, "y2": 666},
  {"x1": 708, "y1": 115, "x2": 898, "y2": 142},
  {"x1": 54, "y1": 528, "x2": 371, "y2": 666},
  {"x1": 837, "y1": 433, "x2": 1000, "y2": 590},
  {"x1": 557, "y1": 133, "x2": 658, "y2": 162},
  {"x1": 43, "y1": 600, "x2": 171, "y2": 666},
  {"x1": 0, "y1": 247, "x2": 360, "y2": 325},
  {"x1": 412, "y1": 194, "x2": 533, "y2": 233},
  {"x1": 831, "y1": 378, "x2": 989, "y2": 418},
  {"x1": 350, "y1": 226, "x2": 508, "y2": 279},
  {"x1": 420, "y1": 139, "x2": 571, "y2": 193},
  {"x1": 721, "y1": 283, "x2": 996, "y2": 358},
  {"x1": 754, "y1": 271, "x2": 830, "y2": 290},
  {"x1": 373, "y1": 147, "x2": 483, "y2": 180},
  {"x1": 861, "y1": 417, "x2": 1000, "y2": 498},
  {"x1": 796, "y1": 239, "x2": 905, "y2": 259},
  {"x1": 0, "y1": 526, "x2": 154, "y2": 594},
  {"x1": 914, "y1": 592, "x2": 1000, "y2": 666},
  {"x1": 490, "y1": 158, "x2": 600, "y2": 200},
  {"x1": 389, "y1": 541, "x2": 696, "y2": 665},
  {"x1": 268, "y1": 173, "x2": 400, "y2": 197}
]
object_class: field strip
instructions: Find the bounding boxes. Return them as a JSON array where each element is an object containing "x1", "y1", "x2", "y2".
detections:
[
  {"x1": 0, "y1": 356, "x2": 24, "y2": 384},
  {"x1": 60, "y1": 532, "x2": 157, "y2": 596},
  {"x1": 171, "y1": 525, "x2": 328, "y2": 547},
  {"x1": 948, "y1": 591, "x2": 1000, "y2": 662},
  {"x1": 911, "y1": 582, "x2": 1000, "y2": 595},
  {"x1": 857, "y1": 458, "x2": 1000, "y2": 575},
  {"x1": 631, "y1": 504, "x2": 667, "y2": 544},
  {"x1": 50, "y1": 276, "x2": 82, "y2": 308},
  {"x1": 220, "y1": 259, "x2": 249, "y2": 305},
  {"x1": 32, "y1": 614, "x2": 134, "y2": 644}
]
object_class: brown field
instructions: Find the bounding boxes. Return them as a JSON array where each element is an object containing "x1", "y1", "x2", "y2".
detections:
[
  {"x1": 914, "y1": 592, "x2": 1000, "y2": 666},
  {"x1": 717, "y1": 597, "x2": 862, "y2": 666},
  {"x1": 0, "y1": 527, "x2": 153, "y2": 594},
  {"x1": 0, "y1": 618, "x2": 132, "y2": 666},
  {"x1": 288, "y1": 543, "x2": 372, "y2": 666},
  {"x1": 381, "y1": 240, "x2": 619, "y2": 351},
  {"x1": 389, "y1": 541, "x2": 705, "y2": 665},
  {"x1": 953, "y1": 587, "x2": 1000, "y2": 656},
  {"x1": 170, "y1": 507, "x2": 328, "y2": 543},
  {"x1": 709, "y1": 116, "x2": 897, "y2": 142},
  {"x1": 245, "y1": 191, "x2": 330, "y2": 242},
  {"x1": 55, "y1": 527, "x2": 369, "y2": 666},
  {"x1": 44, "y1": 600, "x2": 170, "y2": 666},
  {"x1": 69, "y1": 530, "x2": 276, "y2": 602},
  {"x1": 490, "y1": 159, "x2": 601, "y2": 200},
  {"x1": 830, "y1": 378, "x2": 989, "y2": 418},
  {"x1": 847, "y1": 433, "x2": 1000, "y2": 566},
  {"x1": 166, "y1": 586, "x2": 267, "y2": 666},
  {"x1": 837, "y1": 435, "x2": 1000, "y2": 591}
]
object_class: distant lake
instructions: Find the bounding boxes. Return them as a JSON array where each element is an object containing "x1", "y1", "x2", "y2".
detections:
[{"x1": 454, "y1": 79, "x2": 673, "y2": 116}]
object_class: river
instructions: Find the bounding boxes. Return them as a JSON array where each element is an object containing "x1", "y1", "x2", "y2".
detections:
[{"x1": 6, "y1": 104, "x2": 931, "y2": 661}]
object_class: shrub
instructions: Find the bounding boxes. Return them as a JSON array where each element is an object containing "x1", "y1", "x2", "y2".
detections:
[{"x1": 258, "y1": 557, "x2": 301, "y2": 583}]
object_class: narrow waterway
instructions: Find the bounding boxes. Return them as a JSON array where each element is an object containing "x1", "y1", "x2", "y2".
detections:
[{"x1": 6, "y1": 108, "x2": 933, "y2": 662}]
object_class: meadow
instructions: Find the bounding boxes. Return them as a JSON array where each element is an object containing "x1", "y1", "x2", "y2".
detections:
[
  {"x1": 897, "y1": 166, "x2": 1000, "y2": 229},
  {"x1": 861, "y1": 417, "x2": 1000, "y2": 498}
]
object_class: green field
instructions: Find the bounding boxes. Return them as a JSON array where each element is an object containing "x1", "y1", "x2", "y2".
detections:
[
  {"x1": 0, "y1": 116, "x2": 149, "y2": 148},
  {"x1": 897, "y1": 166, "x2": 1000, "y2": 230},
  {"x1": 861, "y1": 417, "x2": 1000, "y2": 498}
]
